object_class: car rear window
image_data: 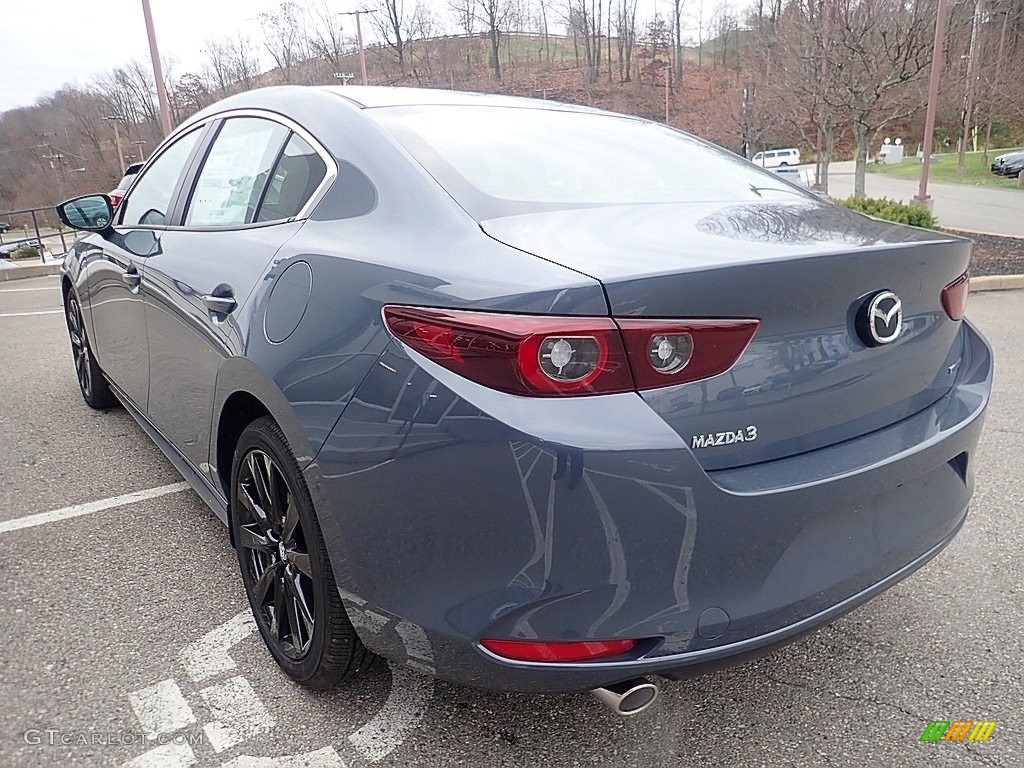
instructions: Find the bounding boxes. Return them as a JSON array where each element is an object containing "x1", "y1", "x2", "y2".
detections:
[{"x1": 371, "y1": 105, "x2": 812, "y2": 219}]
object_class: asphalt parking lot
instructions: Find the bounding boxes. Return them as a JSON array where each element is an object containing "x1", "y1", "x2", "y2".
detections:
[{"x1": 1, "y1": 275, "x2": 1020, "y2": 768}]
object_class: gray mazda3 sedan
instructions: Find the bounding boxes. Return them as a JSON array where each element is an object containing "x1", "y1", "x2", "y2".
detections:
[{"x1": 56, "y1": 86, "x2": 991, "y2": 716}]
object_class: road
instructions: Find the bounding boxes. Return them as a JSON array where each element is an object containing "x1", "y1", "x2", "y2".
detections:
[
  {"x1": 1, "y1": 275, "x2": 1021, "y2": 767},
  {"x1": 819, "y1": 160, "x2": 1024, "y2": 237}
]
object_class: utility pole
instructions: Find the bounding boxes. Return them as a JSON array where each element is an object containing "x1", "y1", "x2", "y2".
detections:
[
  {"x1": 914, "y1": 0, "x2": 951, "y2": 208},
  {"x1": 956, "y1": 0, "x2": 983, "y2": 178},
  {"x1": 339, "y1": 10, "x2": 376, "y2": 86},
  {"x1": 140, "y1": 0, "x2": 173, "y2": 136},
  {"x1": 105, "y1": 115, "x2": 126, "y2": 174}
]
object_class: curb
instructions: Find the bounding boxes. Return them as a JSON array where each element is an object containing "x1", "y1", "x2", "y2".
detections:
[
  {"x1": 970, "y1": 274, "x2": 1024, "y2": 292},
  {"x1": 0, "y1": 263, "x2": 61, "y2": 282},
  {"x1": 951, "y1": 228, "x2": 1024, "y2": 242}
]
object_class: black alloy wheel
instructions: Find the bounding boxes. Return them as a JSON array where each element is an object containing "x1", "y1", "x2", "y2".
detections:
[
  {"x1": 232, "y1": 417, "x2": 371, "y2": 688},
  {"x1": 236, "y1": 447, "x2": 316, "y2": 659},
  {"x1": 64, "y1": 291, "x2": 116, "y2": 409}
]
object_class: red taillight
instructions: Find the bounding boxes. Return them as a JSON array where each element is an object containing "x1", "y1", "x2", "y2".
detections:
[
  {"x1": 617, "y1": 318, "x2": 760, "y2": 390},
  {"x1": 108, "y1": 192, "x2": 123, "y2": 208},
  {"x1": 480, "y1": 638, "x2": 636, "y2": 662},
  {"x1": 382, "y1": 306, "x2": 634, "y2": 396},
  {"x1": 382, "y1": 306, "x2": 759, "y2": 397},
  {"x1": 941, "y1": 272, "x2": 970, "y2": 321}
]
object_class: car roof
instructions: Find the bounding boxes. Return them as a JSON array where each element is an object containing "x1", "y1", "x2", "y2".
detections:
[{"x1": 321, "y1": 85, "x2": 607, "y2": 114}]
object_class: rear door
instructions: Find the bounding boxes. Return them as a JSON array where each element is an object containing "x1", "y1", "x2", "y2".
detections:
[{"x1": 142, "y1": 115, "x2": 330, "y2": 482}]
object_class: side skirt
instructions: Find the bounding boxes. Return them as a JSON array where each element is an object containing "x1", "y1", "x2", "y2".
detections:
[{"x1": 107, "y1": 379, "x2": 230, "y2": 527}]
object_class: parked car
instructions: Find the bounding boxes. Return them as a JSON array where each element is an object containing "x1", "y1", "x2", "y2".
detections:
[
  {"x1": 0, "y1": 238, "x2": 52, "y2": 260},
  {"x1": 992, "y1": 151, "x2": 1024, "y2": 178},
  {"x1": 752, "y1": 147, "x2": 801, "y2": 168},
  {"x1": 55, "y1": 86, "x2": 991, "y2": 716},
  {"x1": 108, "y1": 162, "x2": 144, "y2": 208},
  {"x1": 0, "y1": 221, "x2": 9, "y2": 234}
]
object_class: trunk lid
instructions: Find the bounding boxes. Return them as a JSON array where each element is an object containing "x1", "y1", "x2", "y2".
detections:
[{"x1": 480, "y1": 200, "x2": 970, "y2": 469}]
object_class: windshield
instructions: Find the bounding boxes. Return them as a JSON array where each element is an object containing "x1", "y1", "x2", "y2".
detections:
[{"x1": 371, "y1": 105, "x2": 812, "y2": 219}]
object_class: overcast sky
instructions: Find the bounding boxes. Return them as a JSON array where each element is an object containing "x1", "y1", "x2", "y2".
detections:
[
  {"x1": 0, "y1": 0, "x2": 280, "y2": 112},
  {"x1": 0, "y1": 0, "x2": 721, "y2": 113}
]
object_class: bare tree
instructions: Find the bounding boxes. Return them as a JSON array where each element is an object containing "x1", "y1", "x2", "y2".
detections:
[
  {"x1": 203, "y1": 38, "x2": 234, "y2": 96},
  {"x1": 228, "y1": 35, "x2": 261, "y2": 90},
  {"x1": 450, "y1": 0, "x2": 476, "y2": 34},
  {"x1": 477, "y1": 0, "x2": 511, "y2": 80},
  {"x1": 822, "y1": 0, "x2": 937, "y2": 197},
  {"x1": 307, "y1": 0, "x2": 351, "y2": 80},
  {"x1": 538, "y1": 0, "x2": 553, "y2": 65},
  {"x1": 615, "y1": 0, "x2": 639, "y2": 82},
  {"x1": 671, "y1": 0, "x2": 685, "y2": 81},
  {"x1": 760, "y1": 0, "x2": 844, "y2": 192},
  {"x1": 406, "y1": 4, "x2": 443, "y2": 83},
  {"x1": 171, "y1": 72, "x2": 214, "y2": 121},
  {"x1": 260, "y1": 1, "x2": 309, "y2": 84},
  {"x1": 567, "y1": 0, "x2": 604, "y2": 84},
  {"x1": 374, "y1": 0, "x2": 411, "y2": 76}
]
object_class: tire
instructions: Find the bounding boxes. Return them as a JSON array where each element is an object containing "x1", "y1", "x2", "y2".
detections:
[
  {"x1": 231, "y1": 416, "x2": 371, "y2": 689},
  {"x1": 64, "y1": 290, "x2": 117, "y2": 410},
  {"x1": 779, "y1": 162, "x2": 789, "y2": 167}
]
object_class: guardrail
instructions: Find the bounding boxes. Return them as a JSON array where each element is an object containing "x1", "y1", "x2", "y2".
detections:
[{"x1": 0, "y1": 205, "x2": 73, "y2": 263}]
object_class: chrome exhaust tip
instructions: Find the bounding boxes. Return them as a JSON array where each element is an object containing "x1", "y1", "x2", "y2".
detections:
[{"x1": 590, "y1": 677, "x2": 660, "y2": 716}]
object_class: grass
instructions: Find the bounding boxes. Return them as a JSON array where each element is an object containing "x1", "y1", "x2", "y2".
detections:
[{"x1": 867, "y1": 148, "x2": 1023, "y2": 190}]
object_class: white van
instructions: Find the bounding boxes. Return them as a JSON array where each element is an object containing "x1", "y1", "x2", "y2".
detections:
[{"x1": 752, "y1": 148, "x2": 801, "y2": 168}]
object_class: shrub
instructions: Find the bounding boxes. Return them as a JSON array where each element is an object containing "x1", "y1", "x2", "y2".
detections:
[
  {"x1": 11, "y1": 245, "x2": 40, "y2": 260},
  {"x1": 838, "y1": 196, "x2": 938, "y2": 229}
]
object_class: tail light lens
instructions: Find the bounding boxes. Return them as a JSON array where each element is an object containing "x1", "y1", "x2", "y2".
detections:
[
  {"x1": 382, "y1": 305, "x2": 759, "y2": 397},
  {"x1": 941, "y1": 272, "x2": 970, "y2": 320},
  {"x1": 382, "y1": 306, "x2": 633, "y2": 396},
  {"x1": 617, "y1": 319, "x2": 760, "y2": 391},
  {"x1": 480, "y1": 637, "x2": 636, "y2": 662},
  {"x1": 109, "y1": 192, "x2": 124, "y2": 209}
]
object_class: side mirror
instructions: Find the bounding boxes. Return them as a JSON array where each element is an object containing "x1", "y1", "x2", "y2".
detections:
[{"x1": 56, "y1": 194, "x2": 114, "y2": 232}]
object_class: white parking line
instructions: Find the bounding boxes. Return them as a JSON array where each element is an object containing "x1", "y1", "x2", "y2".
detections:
[
  {"x1": 180, "y1": 610, "x2": 257, "y2": 682},
  {"x1": 0, "y1": 309, "x2": 62, "y2": 317},
  {"x1": 348, "y1": 663, "x2": 432, "y2": 762},
  {"x1": 0, "y1": 482, "x2": 189, "y2": 534},
  {"x1": 129, "y1": 679, "x2": 197, "y2": 738},
  {"x1": 201, "y1": 676, "x2": 275, "y2": 753},
  {"x1": 122, "y1": 742, "x2": 197, "y2": 768},
  {"x1": 0, "y1": 285, "x2": 60, "y2": 292},
  {"x1": 221, "y1": 748, "x2": 347, "y2": 768}
]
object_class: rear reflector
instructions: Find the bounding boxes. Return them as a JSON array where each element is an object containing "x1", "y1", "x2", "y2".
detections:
[
  {"x1": 480, "y1": 638, "x2": 636, "y2": 662},
  {"x1": 382, "y1": 305, "x2": 759, "y2": 397},
  {"x1": 941, "y1": 272, "x2": 970, "y2": 321}
]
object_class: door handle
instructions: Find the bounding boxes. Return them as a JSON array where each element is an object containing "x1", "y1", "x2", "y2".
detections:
[
  {"x1": 201, "y1": 293, "x2": 237, "y2": 314},
  {"x1": 122, "y1": 267, "x2": 141, "y2": 289}
]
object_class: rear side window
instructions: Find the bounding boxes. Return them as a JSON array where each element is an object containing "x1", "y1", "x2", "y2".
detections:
[
  {"x1": 185, "y1": 117, "x2": 289, "y2": 227},
  {"x1": 120, "y1": 128, "x2": 202, "y2": 226},
  {"x1": 255, "y1": 135, "x2": 328, "y2": 222}
]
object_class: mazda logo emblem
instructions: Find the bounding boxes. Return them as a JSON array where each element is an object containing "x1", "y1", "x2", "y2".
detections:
[{"x1": 857, "y1": 290, "x2": 903, "y2": 346}]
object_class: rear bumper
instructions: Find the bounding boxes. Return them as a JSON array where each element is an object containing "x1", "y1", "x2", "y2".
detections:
[{"x1": 306, "y1": 320, "x2": 992, "y2": 693}]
